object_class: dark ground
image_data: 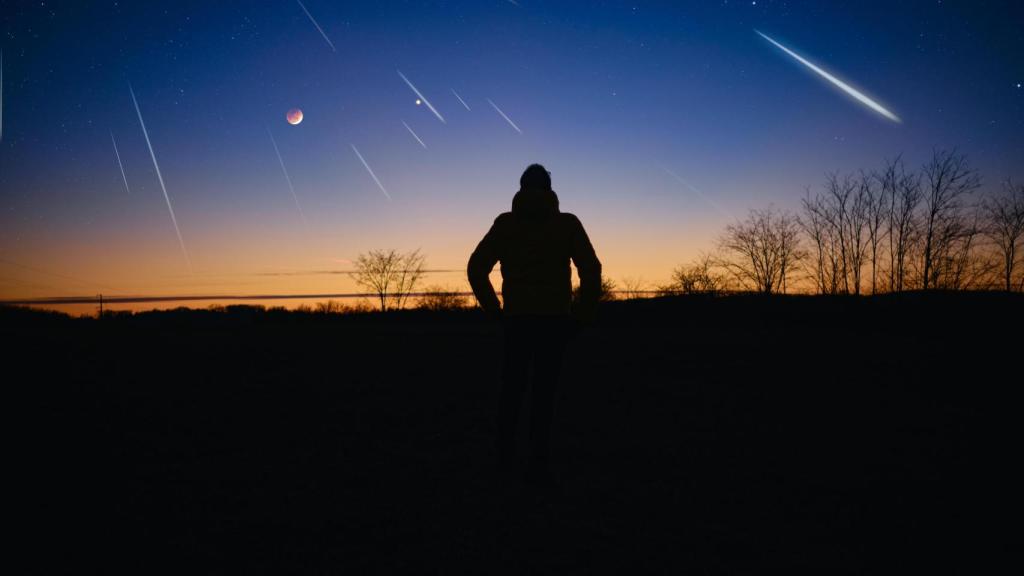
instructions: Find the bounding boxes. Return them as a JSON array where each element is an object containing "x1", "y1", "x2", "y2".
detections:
[{"x1": 5, "y1": 292, "x2": 1021, "y2": 573}]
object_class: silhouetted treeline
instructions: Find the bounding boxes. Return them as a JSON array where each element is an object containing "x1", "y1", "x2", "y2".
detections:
[{"x1": 665, "y1": 149, "x2": 1024, "y2": 295}]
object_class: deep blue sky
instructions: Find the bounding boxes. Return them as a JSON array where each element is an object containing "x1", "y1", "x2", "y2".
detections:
[{"x1": 1, "y1": 1, "x2": 1022, "y2": 299}]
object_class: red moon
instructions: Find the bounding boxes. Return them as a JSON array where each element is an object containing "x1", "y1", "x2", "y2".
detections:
[{"x1": 286, "y1": 109, "x2": 303, "y2": 125}]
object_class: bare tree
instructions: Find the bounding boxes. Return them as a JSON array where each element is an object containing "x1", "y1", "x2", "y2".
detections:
[
  {"x1": 919, "y1": 149, "x2": 981, "y2": 289},
  {"x1": 417, "y1": 285, "x2": 468, "y2": 311},
  {"x1": 719, "y1": 207, "x2": 804, "y2": 294},
  {"x1": 881, "y1": 156, "x2": 922, "y2": 292},
  {"x1": 799, "y1": 188, "x2": 840, "y2": 294},
  {"x1": 943, "y1": 204, "x2": 998, "y2": 290},
  {"x1": 314, "y1": 300, "x2": 346, "y2": 314},
  {"x1": 864, "y1": 170, "x2": 890, "y2": 294},
  {"x1": 350, "y1": 249, "x2": 426, "y2": 311},
  {"x1": 573, "y1": 276, "x2": 617, "y2": 303},
  {"x1": 653, "y1": 283, "x2": 681, "y2": 297},
  {"x1": 619, "y1": 276, "x2": 648, "y2": 300},
  {"x1": 798, "y1": 172, "x2": 869, "y2": 294},
  {"x1": 823, "y1": 172, "x2": 856, "y2": 293},
  {"x1": 600, "y1": 277, "x2": 618, "y2": 302},
  {"x1": 846, "y1": 173, "x2": 872, "y2": 294},
  {"x1": 981, "y1": 179, "x2": 1024, "y2": 291},
  {"x1": 776, "y1": 213, "x2": 803, "y2": 294},
  {"x1": 671, "y1": 253, "x2": 723, "y2": 294}
]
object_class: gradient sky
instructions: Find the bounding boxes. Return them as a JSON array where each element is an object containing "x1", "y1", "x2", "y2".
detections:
[{"x1": 1, "y1": 0, "x2": 1022, "y2": 304}]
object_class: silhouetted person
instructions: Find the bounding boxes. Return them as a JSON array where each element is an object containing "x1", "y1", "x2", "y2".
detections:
[{"x1": 468, "y1": 164, "x2": 602, "y2": 487}]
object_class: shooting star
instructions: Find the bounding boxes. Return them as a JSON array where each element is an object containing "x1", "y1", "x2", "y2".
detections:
[
  {"x1": 397, "y1": 70, "x2": 445, "y2": 124},
  {"x1": 401, "y1": 120, "x2": 427, "y2": 149},
  {"x1": 129, "y1": 84, "x2": 192, "y2": 272},
  {"x1": 351, "y1": 144, "x2": 392, "y2": 202},
  {"x1": 451, "y1": 88, "x2": 471, "y2": 111},
  {"x1": 267, "y1": 127, "x2": 307, "y2": 225},
  {"x1": 1, "y1": 49, "x2": 4, "y2": 142},
  {"x1": 296, "y1": 0, "x2": 336, "y2": 52},
  {"x1": 487, "y1": 98, "x2": 522, "y2": 134},
  {"x1": 755, "y1": 30, "x2": 901, "y2": 123},
  {"x1": 110, "y1": 132, "x2": 131, "y2": 195},
  {"x1": 663, "y1": 166, "x2": 732, "y2": 219}
]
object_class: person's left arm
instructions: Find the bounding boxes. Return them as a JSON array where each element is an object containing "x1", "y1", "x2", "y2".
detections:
[
  {"x1": 569, "y1": 214, "x2": 602, "y2": 321},
  {"x1": 467, "y1": 216, "x2": 505, "y2": 314}
]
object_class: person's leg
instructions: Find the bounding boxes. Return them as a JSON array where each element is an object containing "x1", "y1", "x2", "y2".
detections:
[
  {"x1": 498, "y1": 316, "x2": 531, "y2": 475},
  {"x1": 527, "y1": 315, "x2": 569, "y2": 478}
]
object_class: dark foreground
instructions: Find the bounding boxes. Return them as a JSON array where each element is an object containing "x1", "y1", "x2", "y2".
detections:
[{"x1": 6, "y1": 293, "x2": 1021, "y2": 573}]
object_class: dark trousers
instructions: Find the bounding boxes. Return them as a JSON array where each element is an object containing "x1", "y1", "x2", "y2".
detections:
[{"x1": 498, "y1": 314, "x2": 571, "y2": 476}]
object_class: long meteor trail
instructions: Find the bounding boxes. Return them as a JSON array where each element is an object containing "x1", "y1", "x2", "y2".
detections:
[
  {"x1": 397, "y1": 70, "x2": 445, "y2": 124},
  {"x1": 351, "y1": 144, "x2": 392, "y2": 202},
  {"x1": 267, "y1": 127, "x2": 307, "y2": 225},
  {"x1": 451, "y1": 89, "x2": 471, "y2": 111},
  {"x1": 487, "y1": 98, "x2": 522, "y2": 134},
  {"x1": 755, "y1": 30, "x2": 900, "y2": 123},
  {"x1": 129, "y1": 84, "x2": 192, "y2": 271},
  {"x1": 401, "y1": 120, "x2": 427, "y2": 149},
  {"x1": 296, "y1": 0, "x2": 336, "y2": 52},
  {"x1": 110, "y1": 131, "x2": 131, "y2": 195},
  {"x1": 1, "y1": 49, "x2": 4, "y2": 142}
]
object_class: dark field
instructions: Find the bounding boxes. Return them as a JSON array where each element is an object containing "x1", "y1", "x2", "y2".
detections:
[{"x1": 6, "y1": 293, "x2": 1020, "y2": 573}]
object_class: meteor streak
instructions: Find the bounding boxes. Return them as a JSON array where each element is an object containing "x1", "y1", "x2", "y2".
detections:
[
  {"x1": 397, "y1": 70, "x2": 445, "y2": 124},
  {"x1": 351, "y1": 144, "x2": 392, "y2": 202},
  {"x1": 1, "y1": 50, "x2": 4, "y2": 142},
  {"x1": 296, "y1": 0, "x2": 336, "y2": 52},
  {"x1": 756, "y1": 30, "x2": 900, "y2": 123},
  {"x1": 401, "y1": 120, "x2": 427, "y2": 149},
  {"x1": 451, "y1": 88, "x2": 471, "y2": 111},
  {"x1": 487, "y1": 98, "x2": 522, "y2": 134},
  {"x1": 110, "y1": 131, "x2": 131, "y2": 195},
  {"x1": 129, "y1": 84, "x2": 192, "y2": 272},
  {"x1": 267, "y1": 127, "x2": 307, "y2": 225},
  {"x1": 663, "y1": 166, "x2": 732, "y2": 219}
]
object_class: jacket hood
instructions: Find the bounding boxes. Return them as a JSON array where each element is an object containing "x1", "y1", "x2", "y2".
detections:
[{"x1": 511, "y1": 187, "x2": 560, "y2": 218}]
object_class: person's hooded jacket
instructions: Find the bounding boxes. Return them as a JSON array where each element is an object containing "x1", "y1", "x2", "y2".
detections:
[{"x1": 467, "y1": 187, "x2": 601, "y2": 316}]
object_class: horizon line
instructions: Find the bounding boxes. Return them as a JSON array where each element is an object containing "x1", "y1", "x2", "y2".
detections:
[{"x1": 1, "y1": 289, "x2": 670, "y2": 306}]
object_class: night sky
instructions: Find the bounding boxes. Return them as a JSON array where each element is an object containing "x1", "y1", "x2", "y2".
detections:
[{"x1": 1, "y1": 1, "x2": 1022, "y2": 305}]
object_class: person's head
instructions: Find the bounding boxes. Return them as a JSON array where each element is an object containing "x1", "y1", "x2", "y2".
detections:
[
  {"x1": 519, "y1": 164, "x2": 552, "y2": 192},
  {"x1": 512, "y1": 163, "x2": 559, "y2": 217}
]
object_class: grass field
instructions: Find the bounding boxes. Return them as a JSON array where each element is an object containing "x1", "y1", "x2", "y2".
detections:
[{"x1": 6, "y1": 292, "x2": 1020, "y2": 573}]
